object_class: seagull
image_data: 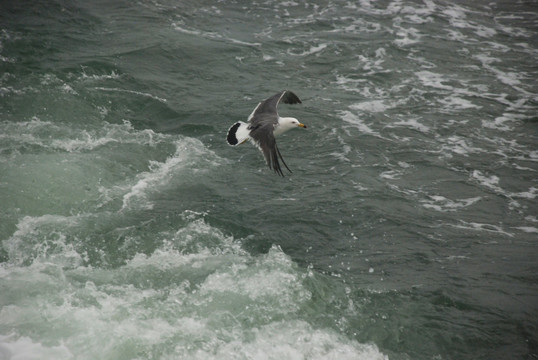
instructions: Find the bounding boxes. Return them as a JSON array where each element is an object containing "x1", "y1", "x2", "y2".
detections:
[{"x1": 226, "y1": 90, "x2": 306, "y2": 176}]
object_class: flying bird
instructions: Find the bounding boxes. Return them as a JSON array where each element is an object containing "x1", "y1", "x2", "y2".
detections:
[{"x1": 226, "y1": 90, "x2": 306, "y2": 176}]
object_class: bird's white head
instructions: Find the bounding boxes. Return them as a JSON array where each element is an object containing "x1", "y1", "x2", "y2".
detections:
[{"x1": 275, "y1": 117, "x2": 307, "y2": 136}]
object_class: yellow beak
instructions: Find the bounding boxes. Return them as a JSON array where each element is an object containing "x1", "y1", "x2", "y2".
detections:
[{"x1": 298, "y1": 123, "x2": 307, "y2": 128}]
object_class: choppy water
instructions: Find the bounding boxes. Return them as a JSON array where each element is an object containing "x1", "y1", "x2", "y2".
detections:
[{"x1": 1, "y1": 0, "x2": 537, "y2": 359}]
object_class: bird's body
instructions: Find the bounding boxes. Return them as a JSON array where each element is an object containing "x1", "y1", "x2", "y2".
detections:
[{"x1": 227, "y1": 90, "x2": 306, "y2": 176}]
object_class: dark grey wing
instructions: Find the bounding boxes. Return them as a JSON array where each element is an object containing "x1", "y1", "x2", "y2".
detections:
[
  {"x1": 249, "y1": 122, "x2": 292, "y2": 176},
  {"x1": 249, "y1": 90, "x2": 302, "y2": 123}
]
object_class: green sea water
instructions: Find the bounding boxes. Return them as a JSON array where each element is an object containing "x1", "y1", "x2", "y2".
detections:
[{"x1": 1, "y1": 0, "x2": 537, "y2": 359}]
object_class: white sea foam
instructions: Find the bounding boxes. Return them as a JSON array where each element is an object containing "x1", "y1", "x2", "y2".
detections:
[
  {"x1": 439, "y1": 96, "x2": 481, "y2": 111},
  {"x1": 379, "y1": 170, "x2": 403, "y2": 180},
  {"x1": 188, "y1": 320, "x2": 388, "y2": 360},
  {"x1": 339, "y1": 110, "x2": 378, "y2": 136},
  {"x1": 94, "y1": 87, "x2": 168, "y2": 103},
  {"x1": 289, "y1": 43, "x2": 328, "y2": 56},
  {"x1": 473, "y1": 53, "x2": 531, "y2": 94},
  {"x1": 394, "y1": 24, "x2": 422, "y2": 46},
  {"x1": 514, "y1": 226, "x2": 538, "y2": 233},
  {"x1": 482, "y1": 115, "x2": 514, "y2": 131},
  {"x1": 415, "y1": 71, "x2": 453, "y2": 90},
  {"x1": 450, "y1": 221, "x2": 514, "y2": 237},
  {"x1": 79, "y1": 70, "x2": 121, "y2": 81},
  {"x1": 389, "y1": 118, "x2": 430, "y2": 133},
  {"x1": 471, "y1": 170, "x2": 503, "y2": 193},
  {"x1": 445, "y1": 4, "x2": 498, "y2": 38},
  {"x1": 350, "y1": 100, "x2": 388, "y2": 113},
  {"x1": 3, "y1": 214, "x2": 84, "y2": 267},
  {"x1": 0, "y1": 118, "x2": 168, "y2": 154},
  {"x1": 0, "y1": 334, "x2": 73, "y2": 360},
  {"x1": 120, "y1": 138, "x2": 220, "y2": 210},
  {"x1": 61, "y1": 83, "x2": 78, "y2": 95},
  {"x1": 511, "y1": 187, "x2": 537, "y2": 200},
  {"x1": 440, "y1": 136, "x2": 483, "y2": 157},
  {"x1": 172, "y1": 22, "x2": 261, "y2": 47},
  {"x1": 421, "y1": 195, "x2": 481, "y2": 212},
  {"x1": 495, "y1": 21, "x2": 532, "y2": 38},
  {"x1": 334, "y1": 75, "x2": 368, "y2": 94},
  {"x1": 0, "y1": 219, "x2": 387, "y2": 360}
]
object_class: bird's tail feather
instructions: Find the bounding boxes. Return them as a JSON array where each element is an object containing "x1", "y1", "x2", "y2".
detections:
[{"x1": 227, "y1": 121, "x2": 250, "y2": 146}]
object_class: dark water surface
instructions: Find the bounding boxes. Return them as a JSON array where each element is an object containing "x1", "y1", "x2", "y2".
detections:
[{"x1": 1, "y1": 0, "x2": 537, "y2": 359}]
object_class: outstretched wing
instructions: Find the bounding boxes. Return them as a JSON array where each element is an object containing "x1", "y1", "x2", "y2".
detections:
[
  {"x1": 248, "y1": 90, "x2": 302, "y2": 124},
  {"x1": 249, "y1": 122, "x2": 292, "y2": 176}
]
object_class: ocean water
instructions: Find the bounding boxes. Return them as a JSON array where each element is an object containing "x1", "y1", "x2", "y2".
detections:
[{"x1": 0, "y1": 0, "x2": 537, "y2": 359}]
